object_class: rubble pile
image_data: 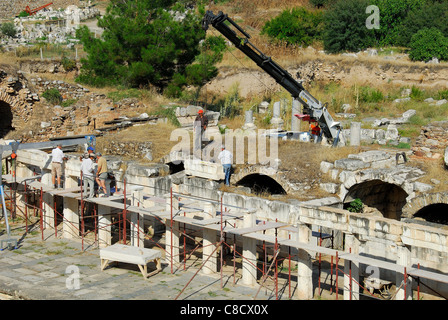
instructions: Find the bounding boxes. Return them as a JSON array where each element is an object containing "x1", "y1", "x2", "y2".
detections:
[{"x1": 1, "y1": 5, "x2": 100, "y2": 46}]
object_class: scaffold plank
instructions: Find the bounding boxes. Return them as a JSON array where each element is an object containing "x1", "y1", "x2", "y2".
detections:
[{"x1": 227, "y1": 221, "x2": 288, "y2": 235}]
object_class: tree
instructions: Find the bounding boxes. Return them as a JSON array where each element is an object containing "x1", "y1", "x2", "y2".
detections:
[
  {"x1": 396, "y1": 1, "x2": 448, "y2": 46},
  {"x1": 409, "y1": 28, "x2": 448, "y2": 62},
  {"x1": 371, "y1": 0, "x2": 426, "y2": 45},
  {"x1": 261, "y1": 7, "x2": 324, "y2": 47},
  {"x1": 323, "y1": 0, "x2": 376, "y2": 53},
  {"x1": 76, "y1": 0, "x2": 210, "y2": 92}
]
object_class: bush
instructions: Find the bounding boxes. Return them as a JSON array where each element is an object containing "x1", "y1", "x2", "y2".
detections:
[
  {"x1": 408, "y1": 28, "x2": 448, "y2": 62},
  {"x1": 262, "y1": 7, "x2": 324, "y2": 47},
  {"x1": 42, "y1": 88, "x2": 62, "y2": 105},
  {"x1": 357, "y1": 86, "x2": 384, "y2": 103},
  {"x1": 0, "y1": 22, "x2": 17, "y2": 38},
  {"x1": 346, "y1": 198, "x2": 363, "y2": 213},
  {"x1": 323, "y1": 0, "x2": 376, "y2": 53},
  {"x1": 61, "y1": 56, "x2": 76, "y2": 72}
]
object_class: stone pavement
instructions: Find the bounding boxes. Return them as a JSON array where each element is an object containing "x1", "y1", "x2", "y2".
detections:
[{"x1": 0, "y1": 222, "x2": 277, "y2": 301}]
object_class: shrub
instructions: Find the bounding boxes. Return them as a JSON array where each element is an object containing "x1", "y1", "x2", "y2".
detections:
[
  {"x1": 357, "y1": 86, "x2": 384, "y2": 103},
  {"x1": 408, "y1": 28, "x2": 448, "y2": 62},
  {"x1": 61, "y1": 56, "x2": 76, "y2": 72},
  {"x1": 42, "y1": 88, "x2": 62, "y2": 105},
  {"x1": 346, "y1": 198, "x2": 363, "y2": 213},
  {"x1": 0, "y1": 22, "x2": 17, "y2": 38},
  {"x1": 262, "y1": 7, "x2": 324, "y2": 47},
  {"x1": 323, "y1": 0, "x2": 376, "y2": 53}
]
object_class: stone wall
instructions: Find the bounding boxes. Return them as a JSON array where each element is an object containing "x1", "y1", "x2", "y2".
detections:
[{"x1": 412, "y1": 121, "x2": 448, "y2": 159}]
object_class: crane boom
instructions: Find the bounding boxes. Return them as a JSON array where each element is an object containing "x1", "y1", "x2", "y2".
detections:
[{"x1": 202, "y1": 10, "x2": 342, "y2": 144}]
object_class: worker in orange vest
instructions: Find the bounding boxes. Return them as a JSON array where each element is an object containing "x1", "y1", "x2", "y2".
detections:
[{"x1": 310, "y1": 122, "x2": 321, "y2": 144}]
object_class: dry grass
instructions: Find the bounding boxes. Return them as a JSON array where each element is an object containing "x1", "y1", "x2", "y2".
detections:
[{"x1": 96, "y1": 122, "x2": 181, "y2": 163}]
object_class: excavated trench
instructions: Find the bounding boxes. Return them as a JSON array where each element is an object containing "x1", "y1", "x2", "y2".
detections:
[{"x1": 236, "y1": 173, "x2": 286, "y2": 195}]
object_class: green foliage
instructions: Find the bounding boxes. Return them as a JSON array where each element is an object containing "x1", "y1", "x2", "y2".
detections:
[
  {"x1": 410, "y1": 86, "x2": 425, "y2": 101},
  {"x1": 437, "y1": 90, "x2": 448, "y2": 100},
  {"x1": 107, "y1": 88, "x2": 142, "y2": 102},
  {"x1": 220, "y1": 83, "x2": 241, "y2": 118},
  {"x1": 322, "y1": 0, "x2": 376, "y2": 53},
  {"x1": 408, "y1": 28, "x2": 448, "y2": 62},
  {"x1": 61, "y1": 56, "x2": 76, "y2": 72},
  {"x1": 357, "y1": 86, "x2": 384, "y2": 103},
  {"x1": 371, "y1": 0, "x2": 425, "y2": 45},
  {"x1": 76, "y1": 1, "x2": 209, "y2": 92},
  {"x1": 150, "y1": 105, "x2": 181, "y2": 127},
  {"x1": 346, "y1": 198, "x2": 363, "y2": 213},
  {"x1": 42, "y1": 88, "x2": 62, "y2": 105},
  {"x1": 262, "y1": 7, "x2": 324, "y2": 46},
  {"x1": 18, "y1": 11, "x2": 30, "y2": 18},
  {"x1": 0, "y1": 22, "x2": 17, "y2": 38},
  {"x1": 396, "y1": 1, "x2": 448, "y2": 46}
]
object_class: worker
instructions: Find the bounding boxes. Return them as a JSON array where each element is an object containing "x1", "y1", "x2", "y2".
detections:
[
  {"x1": 193, "y1": 109, "x2": 208, "y2": 152},
  {"x1": 80, "y1": 152, "x2": 95, "y2": 198},
  {"x1": 218, "y1": 145, "x2": 233, "y2": 186},
  {"x1": 51, "y1": 144, "x2": 67, "y2": 189},
  {"x1": 95, "y1": 152, "x2": 108, "y2": 197},
  {"x1": 310, "y1": 122, "x2": 322, "y2": 144}
]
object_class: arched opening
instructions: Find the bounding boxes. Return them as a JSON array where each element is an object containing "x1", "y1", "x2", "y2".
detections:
[
  {"x1": 236, "y1": 173, "x2": 286, "y2": 195},
  {"x1": 343, "y1": 179, "x2": 408, "y2": 220},
  {"x1": 167, "y1": 161, "x2": 185, "y2": 174},
  {"x1": 414, "y1": 203, "x2": 448, "y2": 225},
  {"x1": 0, "y1": 101, "x2": 13, "y2": 138}
]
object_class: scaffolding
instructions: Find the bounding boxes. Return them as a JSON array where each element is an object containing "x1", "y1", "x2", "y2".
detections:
[{"x1": 2, "y1": 169, "x2": 448, "y2": 301}]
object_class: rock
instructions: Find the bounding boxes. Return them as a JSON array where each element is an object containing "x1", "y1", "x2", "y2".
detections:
[
  {"x1": 393, "y1": 97, "x2": 410, "y2": 103},
  {"x1": 413, "y1": 181, "x2": 433, "y2": 192},
  {"x1": 385, "y1": 124, "x2": 399, "y2": 141},
  {"x1": 40, "y1": 121, "x2": 51, "y2": 128}
]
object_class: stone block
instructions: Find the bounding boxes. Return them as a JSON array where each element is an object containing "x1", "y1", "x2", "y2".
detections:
[
  {"x1": 319, "y1": 183, "x2": 339, "y2": 194},
  {"x1": 348, "y1": 150, "x2": 391, "y2": 162},
  {"x1": 184, "y1": 159, "x2": 225, "y2": 180},
  {"x1": 334, "y1": 158, "x2": 370, "y2": 171},
  {"x1": 320, "y1": 161, "x2": 334, "y2": 174}
]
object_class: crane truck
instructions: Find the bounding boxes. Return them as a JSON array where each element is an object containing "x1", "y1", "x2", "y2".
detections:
[{"x1": 202, "y1": 11, "x2": 342, "y2": 146}]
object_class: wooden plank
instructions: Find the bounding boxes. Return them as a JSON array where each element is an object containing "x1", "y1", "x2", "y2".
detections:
[{"x1": 227, "y1": 221, "x2": 288, "y2": 236}]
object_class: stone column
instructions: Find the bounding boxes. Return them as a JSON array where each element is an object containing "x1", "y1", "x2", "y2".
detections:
[
  {"x1": 291, "y1": 99, "x2": 301, "y2": 132},
  {"x1": 202, "y1": 202, "x2": 217, "y2": 275},
  {"x1": 41, "y1": 169, "x2": 54, "y2": 230},
  {"x1": 270, "y1": 101, "x2": 284, "y2": 130},
  {"x1": 242, "y1": 210, "x2": 258, "y2": 286},
  {"x1": 165, "y1": 191, "x2": 180, "y2": 268},
  {"x1": 97, "y1": 204, "x2": 111, "y2": 247},
  {"x1": 242, "y1": 110, "x2": 256, "y2": 130},
  {"x1": 63, "y1": 175, "x2": 79, "y2": 239},
  {"x1": 63, "y1": 197, "x2": 79, "y2": 239},
  {"x1": 395, "y1": 244, "x2": 413, "y2": 300},
  {"x1": 350, "y1": 122, "x2": 361, "y2": 147},
  {"x1": 297, "y1": 223, "x2": 313, "y2": 299},
  {"x1": 344, "y1": 233, "x2": 360, "y2": 300},
  {"x1": 130, "y1": 187, "x2": 145, "y2": 247}
]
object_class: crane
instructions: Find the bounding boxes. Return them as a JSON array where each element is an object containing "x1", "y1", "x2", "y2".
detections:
[
  {"x1": 202, "y1": 11, "x2": 342, "y2": 146},
  {"x1": 24, "y1": 2, "x2": 53, "y2": 16}
]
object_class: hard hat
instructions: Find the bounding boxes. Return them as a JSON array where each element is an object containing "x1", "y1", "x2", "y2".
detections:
[{"x1": 198, "y1": 109, "x2": 203, "y2": 114}]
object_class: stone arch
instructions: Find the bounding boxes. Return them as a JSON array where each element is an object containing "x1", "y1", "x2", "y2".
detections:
[
  {"x1": 0, "y1": 100, "x2": 13, "y2": 138},
  {"x1": 231, "y1": 165, "x2": 289, "y2": 195},
  {"x1": 236, "y1": 173, "x2": 286, "y2": 195},
  {"x1": 343, "y1": 179, "x2": 408, "y2": 220},
  {"x1": 402, "y1": 192, "x2": 448, "y2": 222}
]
